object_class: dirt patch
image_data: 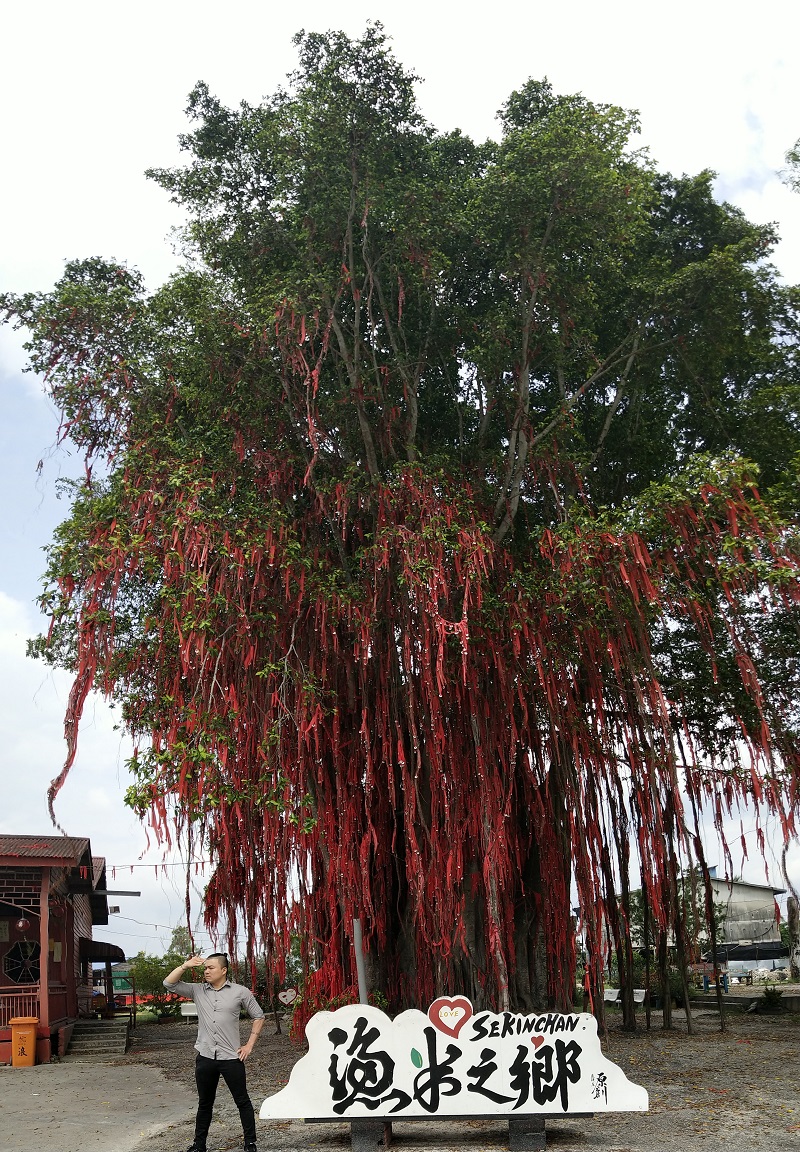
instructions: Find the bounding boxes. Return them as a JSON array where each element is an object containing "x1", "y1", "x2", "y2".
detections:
[
  {"x1": 124, "y1": 1008, "x2": 800, "y2": 1152},
  {"x1": 123, "y1": 1015, "x2": 300, "y2": 1099}
]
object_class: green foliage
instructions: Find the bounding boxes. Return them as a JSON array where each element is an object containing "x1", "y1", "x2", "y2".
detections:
[
  {"x1": 249, "y1": 936, "x2": 305, "y2": 1002},
  {"x1": 605, "y1": 954, "x2": 691, "y2": 1007},
  {"x1": 783, "y1": 138, "x2": 800, "y2": 193},
  {"x1": 289, "y1": 986, "x2": 390, "y2": 1038},
  {"x1": 169, "y1": 925, "x2": 194, "y2": 955},
  {"x1": 625, "y1": 877, "x2": 728, "y2": 955},
  {"x1": 128, "y1": 947, "x2": 191, "y2": 1017},
  {"x1": 762, "y1": 983, "x2": 784, "y2": 1011}
]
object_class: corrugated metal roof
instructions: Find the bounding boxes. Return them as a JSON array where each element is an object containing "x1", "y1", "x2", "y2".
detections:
[
  {"x1": 711, "y1": 878, "x2": 785, "y2": 896},
  {"x1": 0, "y1": 835, "x2": 91, "y2": 862}
]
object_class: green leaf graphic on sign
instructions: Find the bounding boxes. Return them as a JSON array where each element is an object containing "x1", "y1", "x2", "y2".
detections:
[{"x1": 411, "y1": 1048, "x2": 423, "y2": 1068}]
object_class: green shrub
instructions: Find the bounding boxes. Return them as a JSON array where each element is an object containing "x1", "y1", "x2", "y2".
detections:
[
  {"x1": 129, "y1": 949, "x2": 187, "y2": 1018},
  {"x1": 763, "y1": 984, "x2": 784, "y2": 1012}
]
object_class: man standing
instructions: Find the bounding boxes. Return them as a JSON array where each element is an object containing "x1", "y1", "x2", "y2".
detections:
[{"x1": 164, "y1": 953, "x2": 265, "y2": 1152}]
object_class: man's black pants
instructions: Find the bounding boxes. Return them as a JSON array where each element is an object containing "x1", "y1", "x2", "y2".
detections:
[{"x1": 194, "y1": 1052, "x2": 256, "y2": 1146}]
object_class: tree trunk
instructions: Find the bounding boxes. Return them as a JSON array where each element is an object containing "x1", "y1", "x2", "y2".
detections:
[
  {"x1": 674, "y1": 911, "x2": 694, "y2": 1036},
  {"x1": 513, "y1": 839, "x2": 548, "y2": 1012},
  {"x1": 658, "y1": 929, "x2": 672, "y2": 1029},
  {"x1": 788, "y1": 897, "x2": 800, "y2": 981}
]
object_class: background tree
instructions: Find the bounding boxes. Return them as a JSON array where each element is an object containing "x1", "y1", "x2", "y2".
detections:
[
  {"x1": 168, "y1": 925, "x2": 194, "y2": 957},
  {"x1": 3, "y1": 25, "x2": 800, "y2": 1018},
  {"x1": 129, "y1": 932, "x2": 193, "y2": 1017},
  {"x1": 784, "y1": 138, "x2": 800, "y2": 194}
]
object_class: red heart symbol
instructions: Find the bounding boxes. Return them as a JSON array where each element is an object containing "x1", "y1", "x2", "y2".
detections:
[
  {"x1": 428, "y1": 996, "x2": 473, "y2": 1038},
  {"x1": 530, "y1": 1035, "x2": 544, "y2": 1049}
]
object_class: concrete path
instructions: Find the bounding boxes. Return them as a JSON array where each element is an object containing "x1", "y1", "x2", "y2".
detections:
[{"x1": 0, "y1": 1061, "x2": 196, "y2": 1152}]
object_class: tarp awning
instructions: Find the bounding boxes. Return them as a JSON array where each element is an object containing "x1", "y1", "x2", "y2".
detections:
[
  {"x1": 704, "y1": 941, "x2": 789, "y2": 962},
  {"x1": 79, "y1": 938, "x2": 126, "y2": 963}
]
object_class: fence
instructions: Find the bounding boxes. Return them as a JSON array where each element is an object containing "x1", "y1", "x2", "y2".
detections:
[{"x1": 0, "y1": 986, "x2": 39, "y2": 1027}]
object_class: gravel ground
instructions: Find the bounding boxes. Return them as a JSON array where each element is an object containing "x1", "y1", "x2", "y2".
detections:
[{"x1": 122, "y1": 995, "x2": 800, "y2": 1152}]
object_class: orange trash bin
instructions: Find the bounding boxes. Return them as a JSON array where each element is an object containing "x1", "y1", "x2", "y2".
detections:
[{"x1": 9, "y1": 1016, "x2": 38, "y2": 1067}]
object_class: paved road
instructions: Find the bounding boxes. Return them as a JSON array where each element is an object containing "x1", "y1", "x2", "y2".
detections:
[{"x1": 0, "y1": 1062, "x2": 196, "y2": 1152}]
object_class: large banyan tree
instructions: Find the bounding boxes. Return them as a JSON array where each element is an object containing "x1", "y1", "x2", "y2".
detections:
[{"x1": 4, "y1": 26, "x2": 800, "y2": 1022}]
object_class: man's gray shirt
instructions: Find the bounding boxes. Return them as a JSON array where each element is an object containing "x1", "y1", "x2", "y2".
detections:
[{"x1": 163, "y1": 977, "x2": 264, "y2": 1060}]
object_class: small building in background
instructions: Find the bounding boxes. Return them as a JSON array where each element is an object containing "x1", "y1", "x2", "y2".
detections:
[
  {"x1": 94, "y1": 960, "x2": 135, "y2": 1007},
  {"x1": 0, "y1": 835, "x2": 125, "y2": 1063},
  {"x1": 707, "y1": 872, "x2": 788, "y2": 968}
]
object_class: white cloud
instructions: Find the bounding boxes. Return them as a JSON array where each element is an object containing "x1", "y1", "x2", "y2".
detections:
[
  {"x1": 0, "y1": 587, "x2": 131, "y2": 838},
  {"x1": 0, "y1": 589, "x2": 217, "y2": 955}
]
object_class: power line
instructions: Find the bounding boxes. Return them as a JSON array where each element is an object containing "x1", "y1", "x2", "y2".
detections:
[
  {"x1": 111, "y1": 914, "x2": 214, "y2": 934},
  {"x1": 96, "y1": 928, "x2": 175, "y2": 942},
  {"x1": 109, "y1": 860, "x2": 211, "y2": 871},
  {"x1": 114, "y1": 915, "x2": 186, "y2": 931},
  {"x1": 108, "y1": 914, "x2": 246, "y2": 943}
]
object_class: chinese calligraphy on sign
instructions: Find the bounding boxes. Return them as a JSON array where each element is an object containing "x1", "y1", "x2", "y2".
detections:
[{"x1": 260, "y1": 997, "x2": 648, "y2": 1120}]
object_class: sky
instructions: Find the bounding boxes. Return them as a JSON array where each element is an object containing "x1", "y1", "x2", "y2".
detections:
[{"x1": 1, "y1": 0, "x2": 799, "y2": 959}]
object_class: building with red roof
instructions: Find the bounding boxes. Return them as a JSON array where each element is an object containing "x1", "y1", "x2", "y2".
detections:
[{"x1": 0, "y1": 835, "x2": 125, "y2": 1063}]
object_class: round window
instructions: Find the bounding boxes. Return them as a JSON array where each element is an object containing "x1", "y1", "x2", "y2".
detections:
[{"x1": 3, "y1": 940, "x2": 41, "y2": 984}]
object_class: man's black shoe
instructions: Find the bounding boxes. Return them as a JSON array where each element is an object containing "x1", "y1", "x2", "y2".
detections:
[
  {"x1": 244, "y1": 1142, "x2": 258, "y2": 1152},
  {"x1": 185, "y1": 1145, "x2": 206, "y2": 1152}
]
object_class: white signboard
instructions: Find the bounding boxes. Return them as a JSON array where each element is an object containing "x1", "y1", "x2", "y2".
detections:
[{"x1": 260, "y1": 996, "x2": 647, "y2": 1120}]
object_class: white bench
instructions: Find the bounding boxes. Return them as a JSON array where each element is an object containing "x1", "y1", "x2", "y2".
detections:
[{"x1": 603, "y1": 988, "x2": 646, "y2": 1004}]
